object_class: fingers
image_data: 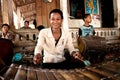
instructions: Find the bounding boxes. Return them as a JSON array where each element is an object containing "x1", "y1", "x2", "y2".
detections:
[
  {"x1": 33, "y1": 54, "x2": 42, "y2": 64},
  {"x1": 72, "y1": 52, "x2": 84, "y2": 61},
  {"x1": 73, "y1": 52, "x2": 80, "y2": 58}
]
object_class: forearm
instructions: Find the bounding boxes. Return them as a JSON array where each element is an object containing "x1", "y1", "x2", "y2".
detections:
[{"x1": 34, "y1": 45, "x2": 43, "y2": 56}]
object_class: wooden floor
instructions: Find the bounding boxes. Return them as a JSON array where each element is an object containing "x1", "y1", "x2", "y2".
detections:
[{"x1": 3, "y1": 55, "x2": 120, "y2": 80}]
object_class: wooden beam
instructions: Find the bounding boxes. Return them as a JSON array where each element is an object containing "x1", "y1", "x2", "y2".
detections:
[
  {"x1": 17, "y1": 1, "x2": 35, "y2": 7},
  {"x1": 21, "y1": 9, "x2": 36, "y2": 14},
  {"x1": 22, "y1": 10, "x2": 36, "y2": 17},
  {"x1": 23, "y1": 14, "x2": 36, "y2": 19},
  {"x1": 19, "y1": 3, "x2": 35, "y2": 13},
  {"x1": 13, "y1": 0, "x2": 35, "y2": 7}
]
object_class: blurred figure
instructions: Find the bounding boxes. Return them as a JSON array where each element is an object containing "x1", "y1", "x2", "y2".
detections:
[
  {"x1": 0, "y1": 23, "x2": 15, "y2": 41},
  {"x1": 37, "y1": 25, "x2": 45, "y2": 32},
  {"x1": 78, "y1": 14, "x2": 95, "y2": 37},
  {"x1": 20, "y1": 21, "x2": 32, "y2": 29},
  {"x1": 36, "y1": 25, "x2": 45, "y2": 40},
  {"x1": 33, "y1": 19, "x2": 37, "y2": 28}
]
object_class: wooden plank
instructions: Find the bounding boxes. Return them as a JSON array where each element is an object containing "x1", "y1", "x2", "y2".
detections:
[
  {"x1": 36, "y1": 69, "x2": 48, "y2": 80},
  {"x1": 46, "y1": 0, "x2": 57, "y2": 27},
  {"x1": 4, "y1": 64, "x2": 18, "y2": 80},
  {"x1": 75, "y1": 69, "x2": 101, "y2": 80},
  {"x1": 97, "y1": 62, "x2": 120, "y2": 74},
  {"x1": 27, "y1": 67, "x2": 37, "y2": 80},
  {"x1": 0, "y1": 1, "x2": 3, "y2": 25},
  {"x1": 86, "y1": 61, "x2": 120, "y2": 80},
  {"x1": 105, "y1": 36, "x2": 120, "y2": 40},
  {"x1": 58, "y1": 70, "x2": 80, "y2": 80},
  {"x1": 69, "y1": 69, "x2": 91, "y2": 80},
  {"x1": 106, "y1": 40, "x2": 120, "y2": 44},
  {"x1": 45, "y1": 69, "x2": 57, "y2": 80},
  {"x1": 86, "y1": 66, "x2": 113, "y2": 77},
  {"x1": 50, "y1": 69, "x2": 65, "y2": 80},
  {"x1": 14, "y1": 65, "x2": 27, "y2": 80},
  {"x1": 36, "y1": 0, "x2": 42, "y2": 26},
  {"x1": 95, "y1": 67, "x2": 119, "y2": 80},
  {"x1": 56, "y1": 0, "x2": 60, "y2": 9},
  {"x1": 74, "y1": 71, "x2": 91, "y2": 80},
  {"x1": 41, "y1": 0, "x2": 48, "y2": 27}
]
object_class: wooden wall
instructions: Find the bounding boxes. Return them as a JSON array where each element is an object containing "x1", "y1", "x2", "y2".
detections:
[
  {"x1": 0, "y1": 1, "x2": 3, "y2": 26},
  {"x1": 36, "y1": 0, "x2": 60, "y2": 27}
]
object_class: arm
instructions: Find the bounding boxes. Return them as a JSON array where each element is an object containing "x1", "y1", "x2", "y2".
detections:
[
  {"x1": 93, "y1": 30, "x2": 96, "y2": 35},
  {"x1": 33, "y1": 30, "x2": 45, "y2": 64},
  {"x1": 8, "y1": 32, "x2": 15, "y2": 41},
  {"x1": 78, "y1": 28, "x2": 82, "y2": 36},
  {"x1": 65, "y1": 32, "x2": 75, "y2": 55},
  {"x1": 90, "y1": 25, "x2": 96, "y2": 35},
  {"x1": 66, "y1": 32, "x2": 83, "y2": 60}
]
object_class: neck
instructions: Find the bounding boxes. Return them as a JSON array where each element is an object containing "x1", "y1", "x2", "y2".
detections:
[
  {"x1": 52, "y1": 28, "x2": 61, "y2": 33},
  {"x1": 3, "y1": 32, "x2": 7, "y2": 36},
  {"x1": 84, "y1": 22, "x2": 90, "y2": 27}
]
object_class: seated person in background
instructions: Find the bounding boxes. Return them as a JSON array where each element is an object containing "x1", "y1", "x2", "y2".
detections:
[
  {"x1": 78, "y1": 14, "x2": 95, "y2": 37},
  {"x1": 20, "y1": 20, "x2": 32, "y2": 29},
  {"x1": 37, "y1": 25, "x2": 45, "y2": 39},
  {"x1": 37, "y1": 25, "x2": 45, "y2": 32},
  {"x1": 33, "y1": 9, "x2": 88, "y2": 69},
  {"x1": 0, "y1": 23, "x2": 15, "y2": 41}
]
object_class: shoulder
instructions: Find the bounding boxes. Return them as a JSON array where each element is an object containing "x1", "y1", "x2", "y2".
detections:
[
  {"x1": 0, "y1": 31, "x2": 2, "y2": 34},
  {"x1": 0, "y1": 31, "x2": 2, "y2": 37},
  {"x1": 39, "y1": 28, "x2": 50, "y2": 35},
  {"x1": 8, "y1": 31, "x2": 14, "y2": 34},
  {"x1": 80, "y1": 25, "x2": 87, "y2": 30},
  {"x1": 41, "y1": 28, "x2": 50, "y2": 32},
  {"x1": 90, "y1": 25, "x2": 94, "y2": 28},
  {"x1": 61, "y1": 28, "x2": 70, "y2": 35},
  {"x1": 20, "y1": 27, "x2": 25, "y2": 29}
]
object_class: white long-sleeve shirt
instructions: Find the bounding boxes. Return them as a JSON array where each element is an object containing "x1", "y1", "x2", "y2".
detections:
[{"x1": 34, "y1": 28, "x2": 75, "y2": 63}]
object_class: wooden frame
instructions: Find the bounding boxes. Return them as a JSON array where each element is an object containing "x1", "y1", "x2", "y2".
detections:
[
  {"x1": 69, "y1": 0, "x2": 84, "y2": 19},
  {"x1": 85, "y1": 0, "x2": 99, "y2": 14}
]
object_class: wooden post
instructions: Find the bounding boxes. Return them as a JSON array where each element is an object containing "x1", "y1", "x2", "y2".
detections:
[
  {"x1": 8, "y1": 0, "x2": 14, "y2": 27},
  {"x1": 0, "y1": 1, "x2": 3, "y2": 26}
]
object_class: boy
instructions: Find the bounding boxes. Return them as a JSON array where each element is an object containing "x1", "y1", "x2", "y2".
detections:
[{"x1": 78, "y1": 14, "x2": 95, "y2": 37}]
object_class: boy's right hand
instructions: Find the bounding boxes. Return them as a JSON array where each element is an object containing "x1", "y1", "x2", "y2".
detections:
[{"x1": 33, "y1": 54, "x2": 42, "y2": 64}]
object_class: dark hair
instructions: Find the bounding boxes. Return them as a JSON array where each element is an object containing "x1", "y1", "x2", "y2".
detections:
[
  {"x1": 82, "y1": 14, "x2": 91, "y2": 20},
  {"x1": 49, "y1": 9, "x2": 63, "y2": 19},
  {"x1": 37, "y1": 25, "x2": 45, "y2": 31},
  {"x1": 1, "y1": 23, "x2": 10, "y2": 29},
  {"x1": 24, "y1": 20, "x2": 29, "y2": 24}
]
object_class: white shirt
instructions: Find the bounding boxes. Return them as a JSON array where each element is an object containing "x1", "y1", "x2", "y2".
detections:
[
  {"x1": 0, "y1": 31, "x2": 14, "y2": 41},
  {"x1": 34, "y1": 28, "x2": 75, "y2": 63}
]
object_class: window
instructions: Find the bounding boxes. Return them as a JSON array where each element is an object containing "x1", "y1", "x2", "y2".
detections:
[
  {"x1": 69, "y1": 0, "x2": 85, "y2": 19},
  {"x1": 101, "y1": 0, "x2": 114, "y2": 27}
]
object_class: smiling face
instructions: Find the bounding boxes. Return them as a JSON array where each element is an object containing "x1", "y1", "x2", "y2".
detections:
[{"x1": 49, "y1": 12, "x2": 63, "y2": 29}]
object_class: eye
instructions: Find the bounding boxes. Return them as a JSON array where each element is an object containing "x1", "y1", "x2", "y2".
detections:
[
  {"x1": 57, "y1": 18, "x2": 61, "y2": 20},
  {"x1": 51, "y1": 18, "x2": 55, "y2": 21}
]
